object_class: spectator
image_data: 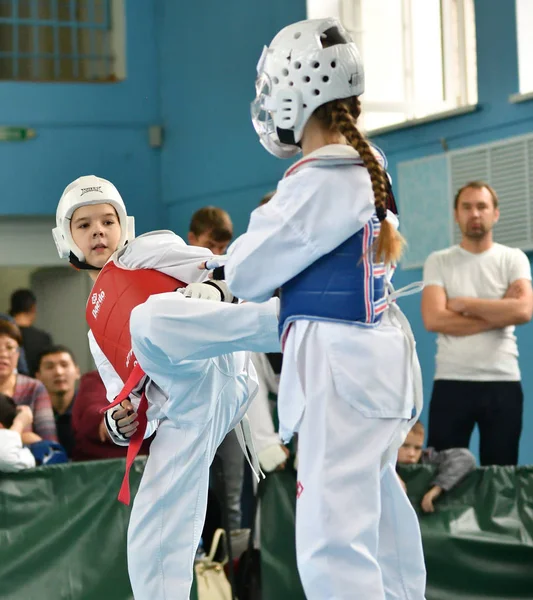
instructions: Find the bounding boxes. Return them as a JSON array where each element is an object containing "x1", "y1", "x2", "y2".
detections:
[
  {"x1": 187, "y1": 206, "x2": 233, "y2": 255},
  {"x1": 422, "y1": 181, "x2": 533, "y2": 465},
  {"x1": 397, "y1": 420, "x2": 476, "y2": 513},
  {"x1": 0, "y1": 319, "x2": 58, "y2": 442},
  {"x1": 258, "y1": 191, "x2": 276, "y2": 206},
  {"x1": 249, "y1": 352, "x2": 289, "y2": 473},
  {"x1": 248, "y1": 191, "x2": 289, "y2": 474},
  {"x1": 0, "y1": 393, "x2": 67, "y2": 472},
  {"x1": 35, "y1": 345, "x2": 80, "y2": 458},
  {"x1": 71, "y1": 370, "x2": 151, "y2": 461},
  {"x1": 0, "y1": 312, "x2": 29, "y2": 375},
  {"x1": 188, "y1": 205, "x2": 248, "y2": 551},
  {"x1": 9, "y1": 289, "x2": 53, "y2": 376},
  {"x1": 0, "y1": 395, "x2": 36, "y2": 471}
]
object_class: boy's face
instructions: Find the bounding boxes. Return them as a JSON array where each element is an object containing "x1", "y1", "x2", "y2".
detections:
[
  {"x1": 397, "y1": 430, "x2": 424, "y2": 464},
  {"x1": 70, "y1": 203, "x2": 122, "y2": 268},
  {"x1": 188, "y1": 230, "x2": 229, "y2": 255}
]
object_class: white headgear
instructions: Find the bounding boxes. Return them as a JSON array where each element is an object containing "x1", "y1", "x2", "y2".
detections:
[
  {"x1": 251, "y1": 18, "x2": 364, "y2": 159},
  {"x1": 52, "y1": 175, "x2": 135, "y2": 265}
]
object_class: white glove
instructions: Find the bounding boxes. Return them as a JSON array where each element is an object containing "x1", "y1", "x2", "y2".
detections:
[
  {"x1": 258, "y1": 444, "x2": 289, "y2": 473},
  {"x1": 180, "y1": 281, "x2": 235, "y2": 303}
]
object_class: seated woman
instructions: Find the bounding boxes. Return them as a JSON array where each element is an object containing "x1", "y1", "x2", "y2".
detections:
[{"x1": 0, "y1": 319, "x2": 58, "y2": 444}]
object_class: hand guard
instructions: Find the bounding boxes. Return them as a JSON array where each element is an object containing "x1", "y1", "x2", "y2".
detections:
[
  {"x1": 180, "y1": 281, "x2": 236, "y2": 303},
  {"x1": 104, "y1": 405, "x2": 130, "y2": 446}
]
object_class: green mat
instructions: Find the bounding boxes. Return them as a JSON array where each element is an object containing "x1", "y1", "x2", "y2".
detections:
[
  {"x1": 259, "y1": 464, "x2": 533, "y2": 600},
  {"x1": 2, "y1": 458, "x2": 533, "y2": 599},
  {"x1": 0, "y1": 457, "x2": 199, "y2": 600}
]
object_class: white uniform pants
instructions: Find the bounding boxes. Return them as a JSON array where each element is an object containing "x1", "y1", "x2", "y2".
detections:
[
  {"x1": 294, "y1": 328, "x2": 426, "y2": 600},
  {"x1": 126, "y1": 294, "x2": 264, "y2": 600},
  {"x1": 127, "y1": 401, "x2": 233, "y2": 599}
]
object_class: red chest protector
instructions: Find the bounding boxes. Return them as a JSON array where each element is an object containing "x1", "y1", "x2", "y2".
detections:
[{"x1": 86, "y1": 260, "x2": 186, "y2": 504}]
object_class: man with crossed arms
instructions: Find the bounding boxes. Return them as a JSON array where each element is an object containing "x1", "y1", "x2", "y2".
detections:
[{"x1": 422, "y1": 181, "x2": 533, "y2": 465}]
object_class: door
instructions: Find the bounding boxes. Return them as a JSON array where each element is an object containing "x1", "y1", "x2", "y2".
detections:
[{"x1": 31, "y1": 267, "x2": 95, "y2": 373}]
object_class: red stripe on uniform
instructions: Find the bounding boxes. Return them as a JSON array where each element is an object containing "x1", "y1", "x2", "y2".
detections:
[
  {"x1": 285, "y1": 156, "x2": 366, "y2": 178},
  {"x1": 362, "y1": 222, "x2": 372, "y2": 322}
]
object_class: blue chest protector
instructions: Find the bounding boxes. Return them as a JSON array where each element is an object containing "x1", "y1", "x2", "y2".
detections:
[{"x1": 279, "y1": 215, "x2": 388, "y2": 337}]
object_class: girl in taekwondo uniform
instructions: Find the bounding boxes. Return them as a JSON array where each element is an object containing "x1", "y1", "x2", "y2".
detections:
[{"x1": 222, "y1": 18, "x2": 427, "y2": 600}]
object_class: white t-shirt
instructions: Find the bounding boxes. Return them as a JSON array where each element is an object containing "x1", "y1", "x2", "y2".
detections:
[
  {"x1": 423, "y1": 243, "x2": 532, "y2": 381},
  {"x1": 0, "y1": 430, "x2": 36, "y2": 472}
]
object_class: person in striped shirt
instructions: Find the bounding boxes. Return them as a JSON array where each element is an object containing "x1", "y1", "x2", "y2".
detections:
[{"x1": 0, "y1": 319, "x2": 57, "y2": 443}]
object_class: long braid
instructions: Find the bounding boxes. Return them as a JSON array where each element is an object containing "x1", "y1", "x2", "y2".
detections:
[{"x1": 314, "y1": 98, "x2": 404, "y2": 264}]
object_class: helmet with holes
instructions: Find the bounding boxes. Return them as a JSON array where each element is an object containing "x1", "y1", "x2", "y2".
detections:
[
  {"x1": 251, "y1": 18, "x2": 364, "y2": 158},
  {"x1": 53, "y1": 175, "x2": 135, "y2": 269}
]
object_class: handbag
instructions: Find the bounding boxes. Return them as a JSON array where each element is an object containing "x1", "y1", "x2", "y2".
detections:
[{"x1": 195, "y1": 528, "x2": 232, "y2": 600}]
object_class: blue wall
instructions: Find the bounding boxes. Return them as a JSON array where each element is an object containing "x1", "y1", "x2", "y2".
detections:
[
  {"x1": 1, "y1": 0, "x2": 532, "y2": 463},
  {"x1": 0, "y1": 2, "x2": 163, "y2": 234},
  {"x1": 373, "y1": 0, "x2": 533, "y2": 464},
  {"x1": 155, "y1": 0, "x2": 307, "y2": 235},
  {"x1": 0, "y1": 0, "x2": 307, "y2": 235}
]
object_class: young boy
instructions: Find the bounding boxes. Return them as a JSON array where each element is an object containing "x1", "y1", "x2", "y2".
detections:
[
  {"x1": 187, "y1": 204, "x2": 249, "y2": 553},
  {"x1": 188, "y1": 206, "x2": 233, "y2": 256},
  {"x1": 53, "y1": 175, "x2": 280, "y2": 599},
  {"x1": 398, "y1": 420, "x2": 476, "y2": 513}
]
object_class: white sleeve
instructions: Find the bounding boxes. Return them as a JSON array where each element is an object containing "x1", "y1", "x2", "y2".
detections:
[
  {"x1": 130, "y1": 294, "x2": 281, "y2": 366},
  {"x1": 118, "y1": 231, "x2": 213, "y2": 284},
  {"x1": 247, "y1": 354, "x2": 282, "y2": 453},
  {"x1": 224, "y1": 167, "x2": 375, "y2": 302},
  {"x1": 88, "y1": 331, "x2": 159, "y2": 444},
  {"x1": 507, "y1": 248, "x2": 532, "y2": 284},
  {"x1": 423, "y1": 252, "x2": 445, "y2": 287},
  {"x1": 0, "y1": 430, "x2": 36, "y2": 472},
  {"x1": 88, "y1": 330, "x2": 124, "y2": 402}
]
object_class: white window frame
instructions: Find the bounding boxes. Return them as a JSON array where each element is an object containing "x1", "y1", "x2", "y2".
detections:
[
  {"x1": 514, "y1": 0, "x2": 533, "y2": 99},
  {"x1": 308, "y1": 0, "x2": 478, "y2": 132}
]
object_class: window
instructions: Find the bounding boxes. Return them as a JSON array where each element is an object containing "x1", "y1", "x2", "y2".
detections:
[
  {"x1": 307, "y1": 0, "x2": 478, "y2": 131},
  {"x1": 0, "y1": 0, "x2": 125, "y2": 82},
  {"x1": 516, "y1": 0, "x2": 533, "y2": 94}
]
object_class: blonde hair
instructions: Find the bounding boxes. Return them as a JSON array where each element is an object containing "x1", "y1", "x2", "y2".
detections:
[{"x1": 313, "y1": 97, "x2": 404, "y2": 264}]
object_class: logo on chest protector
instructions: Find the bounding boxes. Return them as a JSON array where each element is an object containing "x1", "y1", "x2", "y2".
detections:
[
  {"x1": 125, "y1": 348, "x2": 138, "y2": 370},
  {"x1": 91, "y1": 290, "x2": 106, "y2": 319}
]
